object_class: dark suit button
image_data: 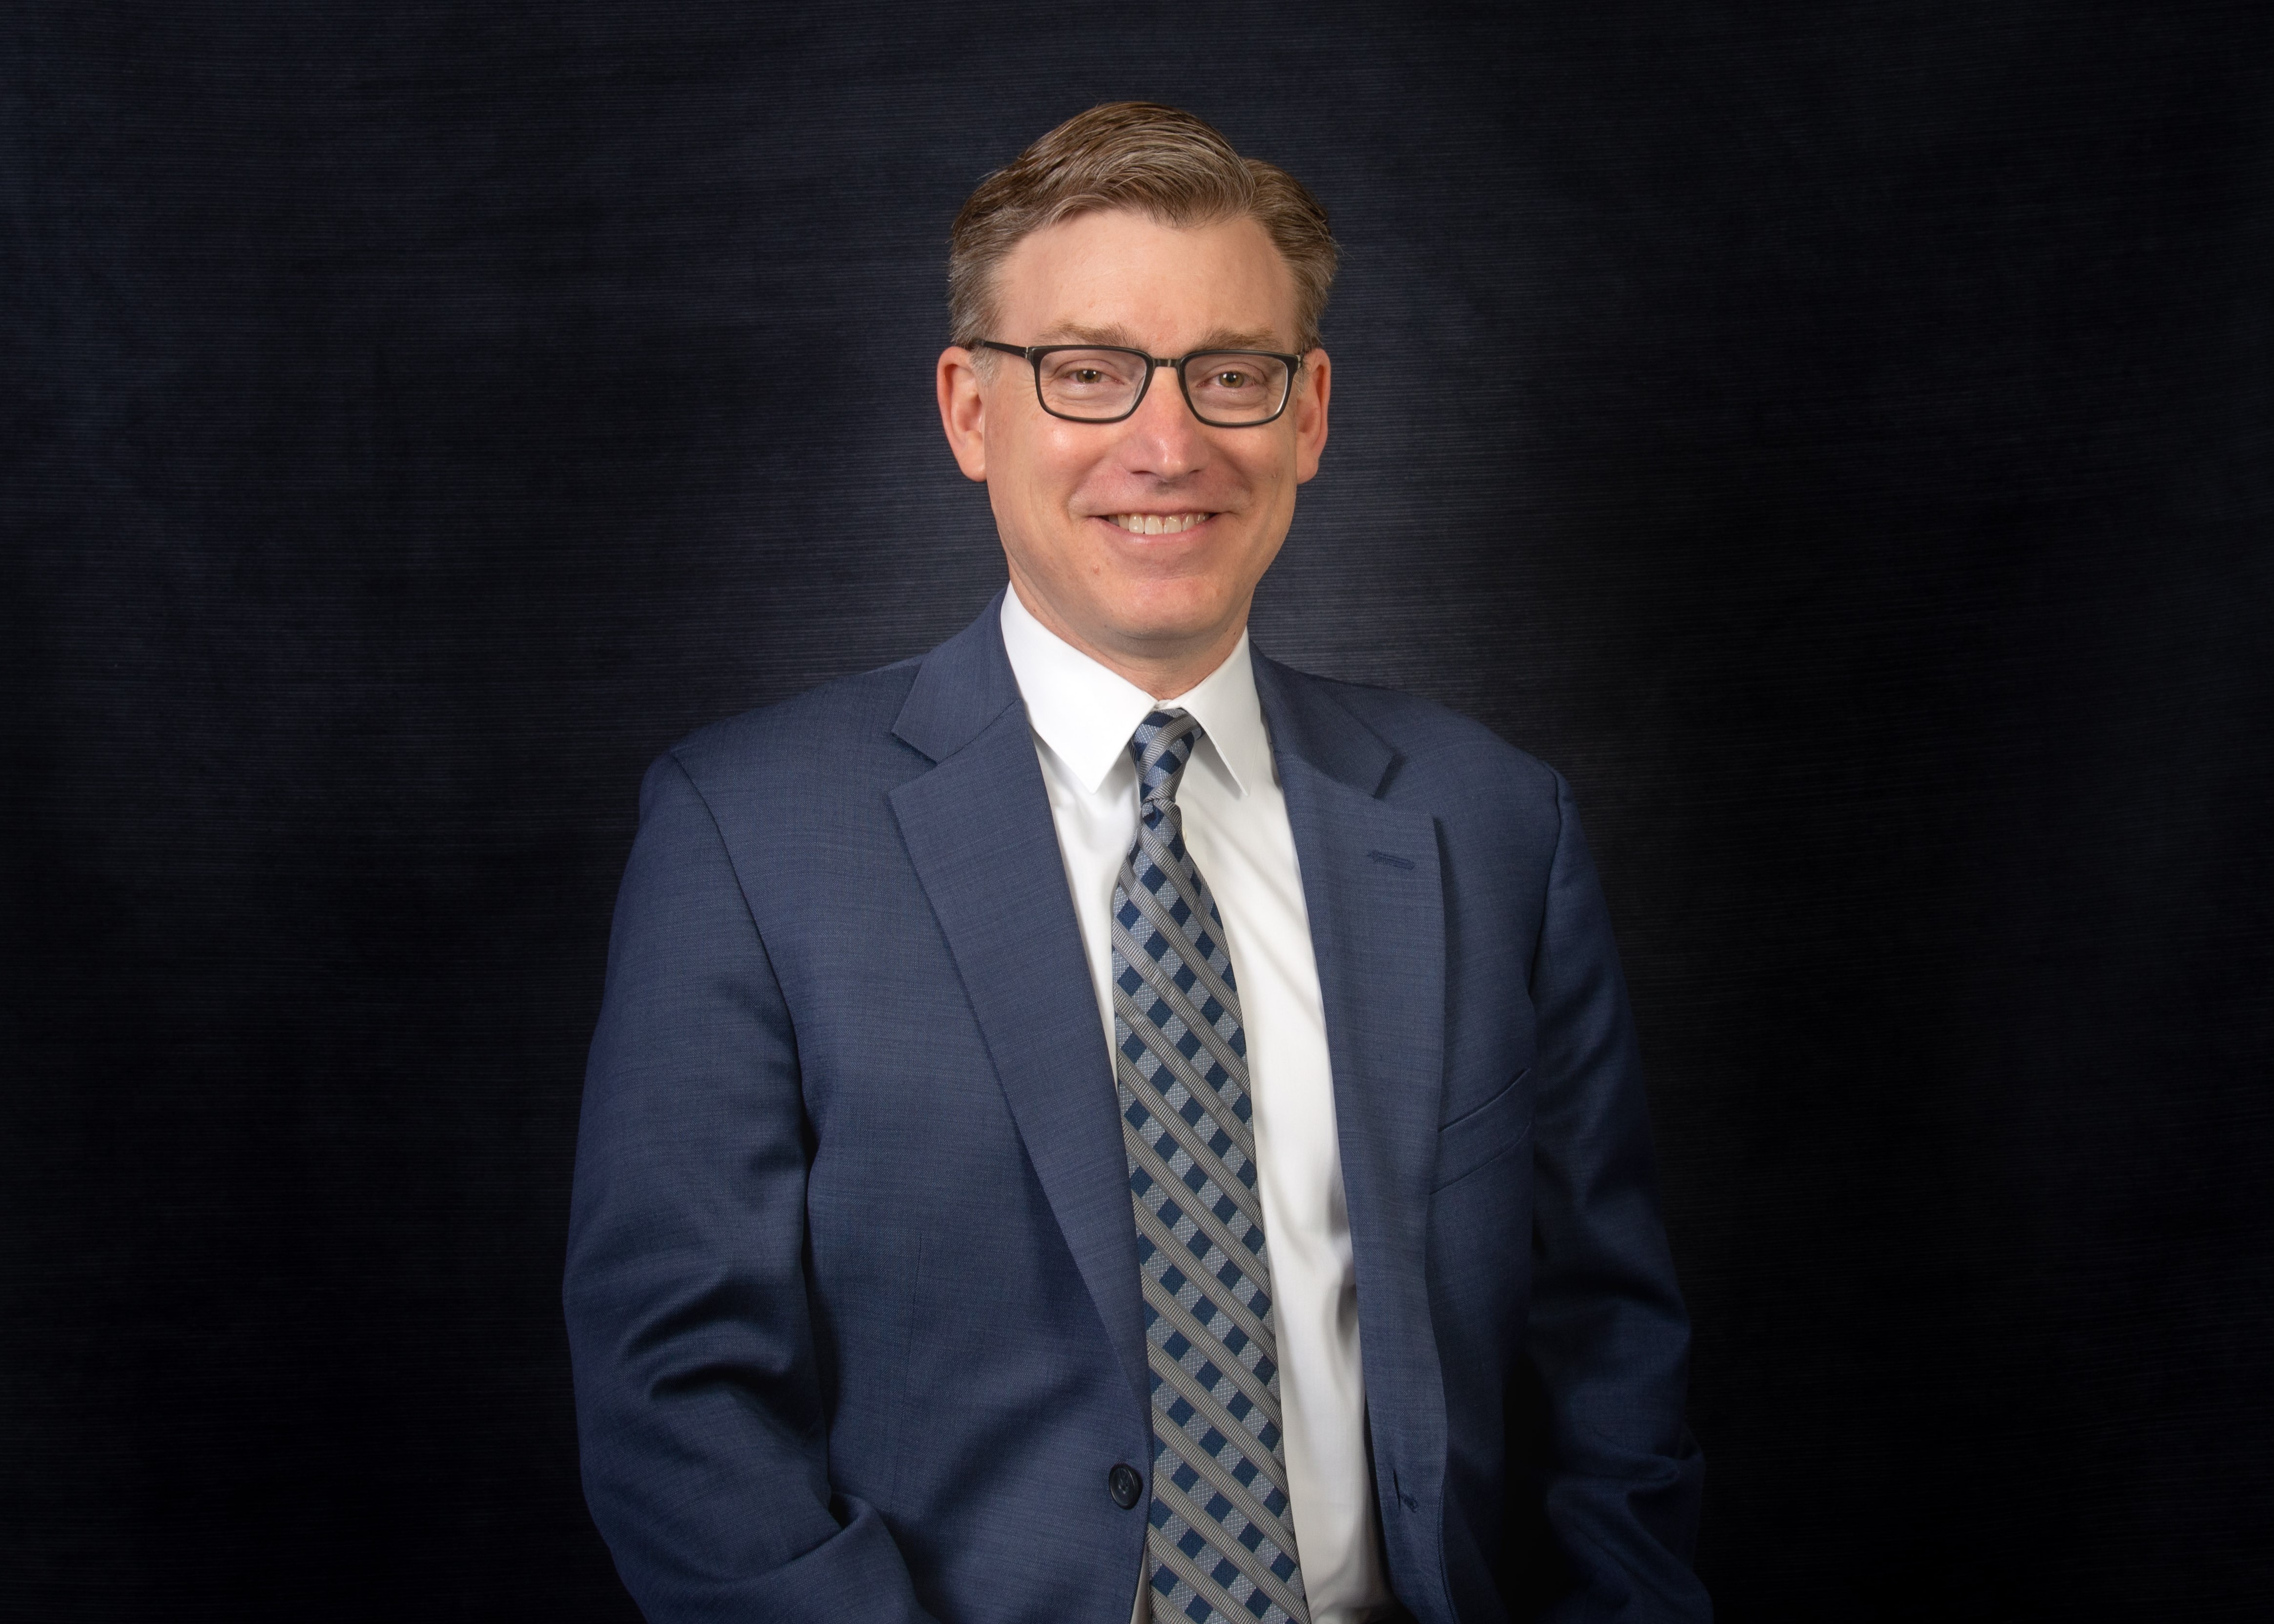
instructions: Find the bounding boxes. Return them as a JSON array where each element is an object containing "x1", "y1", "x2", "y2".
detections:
[{"x1": 1107, "y1": 1463, "x2": 1143, "y2": 1508}]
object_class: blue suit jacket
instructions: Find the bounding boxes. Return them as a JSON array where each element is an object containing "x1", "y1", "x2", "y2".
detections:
[{"x1": 565, "y1": 599, "x2": 1707, "y2": 1623}]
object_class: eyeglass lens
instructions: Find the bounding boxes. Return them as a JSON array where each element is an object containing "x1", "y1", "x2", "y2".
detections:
[{"x1": 1034, "y1": 349, "x2": 1291, "y2": 424}]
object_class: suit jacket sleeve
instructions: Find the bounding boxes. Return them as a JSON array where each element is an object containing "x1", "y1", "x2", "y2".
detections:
[
  {"x1": 1524, "y1": 772, "x2": 1710, "y2": 1621},
  {"x1": 563, "y1": 752, "x2": 939, "y2": 1624}
]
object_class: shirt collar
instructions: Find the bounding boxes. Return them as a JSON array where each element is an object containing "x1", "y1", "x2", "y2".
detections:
[{"x1": 999, "y1": 582, "x2": 1270, "y2": 800}]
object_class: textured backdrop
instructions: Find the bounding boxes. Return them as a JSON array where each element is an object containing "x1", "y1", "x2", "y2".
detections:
[{"x1": 6, "y1": 2, "x2": 2272, "y2": 1619}]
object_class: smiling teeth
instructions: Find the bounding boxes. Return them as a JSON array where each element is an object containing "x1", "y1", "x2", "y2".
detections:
[{"x1": 1108, "y1": 513, "x2": 1209, "y2": 535}]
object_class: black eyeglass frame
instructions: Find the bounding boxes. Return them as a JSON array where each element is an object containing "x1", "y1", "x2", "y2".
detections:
[{"x1": 974, "y1": 340, "x2": 1305, "y2": 427}]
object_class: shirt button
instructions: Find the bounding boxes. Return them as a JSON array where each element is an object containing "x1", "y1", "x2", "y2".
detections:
[{"x1": 1107, "y1": 1463, "x2": 1144, "y2": 1509}]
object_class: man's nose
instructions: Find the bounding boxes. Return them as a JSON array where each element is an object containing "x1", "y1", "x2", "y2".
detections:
[{"x1": 1118, "y1": 362, "x2": 1208, "y2": 479}]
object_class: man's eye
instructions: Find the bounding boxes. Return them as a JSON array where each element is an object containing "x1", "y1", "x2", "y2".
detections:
[
  {"x1": 1214, "y1": 371, "x2": 1251, "y2": 389},
  {"x1": 1071, "y1": 369, "x2": 1104, "y2": 385}
]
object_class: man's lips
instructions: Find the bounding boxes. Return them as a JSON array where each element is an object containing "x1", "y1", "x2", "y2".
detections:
[{"x1": 1093, "y1": 511, "x2": 1219, "y2": 536}]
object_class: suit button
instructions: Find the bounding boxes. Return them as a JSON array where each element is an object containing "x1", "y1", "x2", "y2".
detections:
[{"x1": 1107, "y1": 1463, "x2": 1144, "y2": 1509}]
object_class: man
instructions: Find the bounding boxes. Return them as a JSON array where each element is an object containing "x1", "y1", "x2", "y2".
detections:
[{"x1": 565, "y1": 103, "x2": 1707, "y2": 1624}]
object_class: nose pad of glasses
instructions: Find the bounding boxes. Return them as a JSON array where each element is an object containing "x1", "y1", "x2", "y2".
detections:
[{"x1": 1132, "y1": 358, "x2": 1195, "y2": 423}]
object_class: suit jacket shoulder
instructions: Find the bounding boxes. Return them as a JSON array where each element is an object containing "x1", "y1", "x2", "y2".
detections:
[
  {"x1": 1285, "y1": 666, "x2": 1560, "y2": 791},
  {"x1": 1257, "y1": 658, "x2": 1573, "y2": 890},
  {"x1": 661, "y1": 655, "x2": 926, "y2": 807}
]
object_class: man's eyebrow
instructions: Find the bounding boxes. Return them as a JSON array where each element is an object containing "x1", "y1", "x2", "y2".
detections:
[
  {"x1": 1033, "y1": 323, "x2": 1291, "y2": 353},
  {"x1": 1035, "y1": 323, "x2": 1143, "y2": 348},
  {"x1": 1190, "y1": 328, "x2": 1286, "y2": 352}
]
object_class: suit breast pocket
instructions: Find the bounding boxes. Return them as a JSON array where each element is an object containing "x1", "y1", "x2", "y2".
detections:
[{"x1": 1432, "y1": 1065, "x2": 1534, "y2": 1193}]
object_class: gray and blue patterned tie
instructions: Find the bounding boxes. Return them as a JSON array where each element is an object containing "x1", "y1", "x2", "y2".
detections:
[{"x1": 1114, "y1": 709, "x2": 1310, "y2": 1624}]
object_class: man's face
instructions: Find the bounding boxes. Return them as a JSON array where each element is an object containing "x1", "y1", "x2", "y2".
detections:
[{"x1": 937, "y1": 209, "x2": 1331, "y2": 688}]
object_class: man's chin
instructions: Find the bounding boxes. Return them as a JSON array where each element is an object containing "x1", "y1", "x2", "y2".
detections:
[{"x1": 1007, "y1": 555, "x2": 1255, "y2": 676}]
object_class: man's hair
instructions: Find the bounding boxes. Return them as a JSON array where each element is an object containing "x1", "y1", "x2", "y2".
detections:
[{"x1": 948, "y1": 102, "x2": 1338, "y2": 355}]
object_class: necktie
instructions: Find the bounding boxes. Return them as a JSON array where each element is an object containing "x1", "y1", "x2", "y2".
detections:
[{"x1": 1113, "y1": 709, "x2": 1310, "y2": 1624}]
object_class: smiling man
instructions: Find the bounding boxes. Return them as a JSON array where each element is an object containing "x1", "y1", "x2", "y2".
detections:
[{"x1": 566, "y1": 104, "x2": 1708, "y2": 1624}]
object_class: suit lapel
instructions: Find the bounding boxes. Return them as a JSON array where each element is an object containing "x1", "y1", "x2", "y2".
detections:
[
  {"x1": 887, "y1": 602, "x2": 1149, "y2": 1424},
  {"x1": 1255, "y1": 653, "x2": 1453, "y2": 1616}
]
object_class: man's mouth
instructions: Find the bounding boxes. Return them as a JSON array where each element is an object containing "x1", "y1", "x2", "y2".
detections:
[{"x1": 1103, "y1": 512, "x2": 1215, "y2": 536}]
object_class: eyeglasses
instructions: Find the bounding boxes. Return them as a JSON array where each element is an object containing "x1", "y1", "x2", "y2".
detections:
[{"x1": 975, "y1": 341, "x2": 1302, "y2": 427}]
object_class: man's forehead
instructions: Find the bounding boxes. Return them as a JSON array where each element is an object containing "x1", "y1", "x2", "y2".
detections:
[{"x1": 992, "y1": 209, "x2": 1299, "y2": 347}]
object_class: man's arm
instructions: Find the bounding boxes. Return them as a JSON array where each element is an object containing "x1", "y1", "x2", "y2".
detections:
[
  {"x1": 563, "y1": 752, "x2": 937, "y2": 1624},
  {"x1": 1521, "y1": 771, "x2": 1710, "y2": 1621}
]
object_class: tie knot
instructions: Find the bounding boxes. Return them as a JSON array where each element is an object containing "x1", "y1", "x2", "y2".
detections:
[{"x1": 1128, "y1": 709, "x2": 1204, "y2": 807}]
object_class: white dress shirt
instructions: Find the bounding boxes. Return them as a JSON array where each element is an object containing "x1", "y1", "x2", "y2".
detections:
[{"x1": 998, "y1": 584, "x2": 1391, "y2": 1621}]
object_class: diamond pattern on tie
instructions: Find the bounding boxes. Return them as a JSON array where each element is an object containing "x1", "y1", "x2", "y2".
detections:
[{"x1": 1114, "y1": 709, "x2": 1310, "y2": 1624}]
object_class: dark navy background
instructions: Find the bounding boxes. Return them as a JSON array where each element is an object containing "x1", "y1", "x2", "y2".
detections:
[{"x1": 6, "y1": 2, "x2": 2270, "y2": 1618}]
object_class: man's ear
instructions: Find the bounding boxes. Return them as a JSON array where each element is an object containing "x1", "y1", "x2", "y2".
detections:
[
  {"x1": 936, "y1": 346, "x2": 989, "y2": 483},
  {"x1": 1292, "y1": 347, "x2": 1332, "y2": 485}
]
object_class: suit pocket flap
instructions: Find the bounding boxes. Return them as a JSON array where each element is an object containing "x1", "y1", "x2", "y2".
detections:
[{"x1": 1432, "y1": 1066, "x2": 1534, "y2": 1191}]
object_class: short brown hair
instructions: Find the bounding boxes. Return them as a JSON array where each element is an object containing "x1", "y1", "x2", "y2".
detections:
[{"x1": 948, "y1": 102, "x2": 1338, "y2": 354}]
